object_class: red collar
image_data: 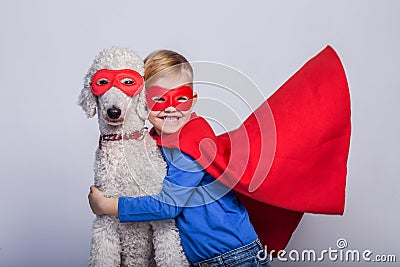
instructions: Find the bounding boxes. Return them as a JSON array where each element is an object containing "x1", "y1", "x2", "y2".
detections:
[{"x1": 99, "y1": 128, "x2": 147, "y2": 149}]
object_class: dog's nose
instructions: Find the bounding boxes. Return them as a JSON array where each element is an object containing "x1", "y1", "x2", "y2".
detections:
[{"x1": 107, "y1": 106, "x2": 121, "y2": 120}]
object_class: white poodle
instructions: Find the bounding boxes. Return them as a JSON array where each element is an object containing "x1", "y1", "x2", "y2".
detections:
[{"x1": 78, "y1": 47, "x2": 188, "y2": 267}]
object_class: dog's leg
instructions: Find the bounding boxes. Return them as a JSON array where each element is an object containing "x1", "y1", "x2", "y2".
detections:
[
  {"x1": 89, "y1": 216, "x2": 121, "y2": 267},
  {"x1": 119, "y1": 222, "x2": 156, "y2": 267},
  {"x1": 150, "y1": 220, "x2": 189, "y2": 267}
]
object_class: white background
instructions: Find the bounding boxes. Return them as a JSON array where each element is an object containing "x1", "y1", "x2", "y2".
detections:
[{"x1": 0, "y1": 1, "x2": 399, "y2": 266}]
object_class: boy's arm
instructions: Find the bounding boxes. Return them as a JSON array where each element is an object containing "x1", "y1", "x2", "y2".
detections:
[
  {"x1": 88, "y1": 185, "x2": 118, "y2": 217},
  {"x1": 118, "y1": 153, "x2": 205, "y2": 222},
  {"x1": 88, "y1": 148, "x2": 205, "y2": 221}
]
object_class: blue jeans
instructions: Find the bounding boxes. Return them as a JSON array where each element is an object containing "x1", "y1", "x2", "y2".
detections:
[{"x1": 190, "y1": 239, "x2": 271, "y2": 267}]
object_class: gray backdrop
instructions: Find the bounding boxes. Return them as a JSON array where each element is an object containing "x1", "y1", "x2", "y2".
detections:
[{"x1": 0, "y1": 0, "x2": 399, "y2": 266}]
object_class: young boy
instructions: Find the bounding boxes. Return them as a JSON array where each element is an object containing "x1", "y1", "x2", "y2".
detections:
[{"x1": 88, "y1": 50, "x2": 271, "y2": 267}]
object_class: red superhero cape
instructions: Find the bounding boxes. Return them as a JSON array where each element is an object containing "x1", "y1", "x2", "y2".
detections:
[{"x1": 150, "y1": 46, "x2": 351, "y2": 253}]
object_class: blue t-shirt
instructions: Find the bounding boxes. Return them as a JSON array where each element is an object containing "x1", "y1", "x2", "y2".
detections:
[{"x1": 118, "y1": 147, "x2": 258, "y2": 262}]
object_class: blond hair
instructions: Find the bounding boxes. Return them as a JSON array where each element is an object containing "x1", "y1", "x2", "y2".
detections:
[{"x1": 144, "y1": 50, "x2": 193, "y2": 84}]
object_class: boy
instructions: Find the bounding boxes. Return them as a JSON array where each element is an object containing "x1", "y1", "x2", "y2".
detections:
[{"x1": 89, "y1": 50, "x2": 271, "y2": 267}]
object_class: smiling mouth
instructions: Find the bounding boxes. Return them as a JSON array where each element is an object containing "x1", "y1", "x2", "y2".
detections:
[{"x1": 160, "y1": 116, "x2": 181, "y2": 121}]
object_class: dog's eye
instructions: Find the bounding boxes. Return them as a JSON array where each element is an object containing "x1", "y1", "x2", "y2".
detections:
[
  {"x1": 177, "y1": 96, "x2": 189, "y2": 102},
  {"x1": 152, "y1": 97, "x2": 166, "y2": 103},
  {"x1": 97, "y1": 78, "x2": 110, "y2": 86},
  {"x1": 121, "y1": 78, "x2": 135, "y2": 85}
]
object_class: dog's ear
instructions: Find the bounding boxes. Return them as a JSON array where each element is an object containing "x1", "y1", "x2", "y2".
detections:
[
  {"x1": 136, "y1": 89, "x2": 148, "y2": 121},
  {"x1": 78, "y1": 86, "x2": 97, "y2": 118}
]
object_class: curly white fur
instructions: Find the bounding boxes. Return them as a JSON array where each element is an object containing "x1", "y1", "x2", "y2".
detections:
[{"x1": 78, "y1": 47, "x2": 188, "y2": 267}]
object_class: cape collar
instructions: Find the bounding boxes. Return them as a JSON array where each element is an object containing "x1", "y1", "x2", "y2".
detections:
[{"x1": 149, "y1": 112, "x2": 198, "y2": 146}]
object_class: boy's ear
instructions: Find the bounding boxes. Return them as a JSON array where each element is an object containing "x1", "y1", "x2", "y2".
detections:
[
  {"x1": 192, "y1": 92, "x2": 198, "y2": 107},
  {"x1": 78, "y1": 86, "x2": 97, "y2": 118},
  {"x1": 136, "y1": 89, "x2": 148, "y2": 121}
]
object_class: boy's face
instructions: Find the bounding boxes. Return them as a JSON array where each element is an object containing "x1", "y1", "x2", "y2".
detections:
[{"x1": 146, "y1": 71, "x2": 197, "y2": 134}]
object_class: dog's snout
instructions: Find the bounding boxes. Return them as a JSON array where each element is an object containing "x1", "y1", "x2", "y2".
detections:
[{"x1": 107, "y1": 106, "x2": 122, "y2": 120}]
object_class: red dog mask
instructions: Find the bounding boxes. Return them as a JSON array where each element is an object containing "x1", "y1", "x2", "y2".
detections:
[
  {"x1": 145, "y1": 86, "x2": 195, "y2": 111},
  {"x1": 91, "y1": 69, "x2": 144, "y2": 96}
]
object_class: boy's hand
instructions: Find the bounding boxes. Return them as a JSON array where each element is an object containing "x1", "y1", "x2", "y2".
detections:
[{"x1": 88, "y1": 185, "x2": 119, "y2": 217}]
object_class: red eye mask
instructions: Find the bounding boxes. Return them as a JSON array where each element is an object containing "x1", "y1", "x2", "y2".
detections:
[
  {"x1": 145, "y1": 86, "x2": 195, "y2": 111},
  {"x1": 91, "y1": 69, "x2": 144, "y2": 96}
]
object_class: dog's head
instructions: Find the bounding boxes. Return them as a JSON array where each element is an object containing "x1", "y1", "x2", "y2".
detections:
[{"x1": 78, "y1": 47, "x2": 148, "y2": 126}]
